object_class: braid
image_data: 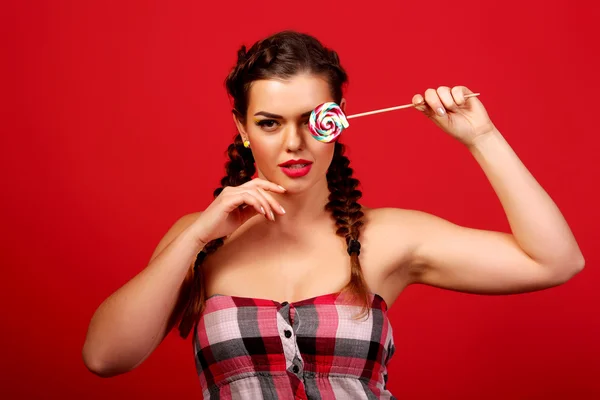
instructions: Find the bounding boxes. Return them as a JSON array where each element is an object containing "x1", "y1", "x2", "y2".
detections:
[
  {"x1": 176, "y1": 133, "x2": 255, "y2": 338},
  {"x1": 326, "y1": 141, "x2": 370, "y2": 318},
  {"x1": 226, "y1": 43, "x2": 278, "y2": 109}
]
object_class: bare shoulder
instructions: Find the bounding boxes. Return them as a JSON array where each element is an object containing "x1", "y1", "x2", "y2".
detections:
[
  {"x1": 360, "y1": 206, "x2": 422, "y2": 276},
  {"x1": 148, "y1": 212, "x2": 203, "y2": 263},
  {"x1": 362, "y1": 205, "x2": 468, "y2": 251},
  {"x1": 362, "y1": 206, "x2": 423, "y2": 226},
  {"x1": 361, "y1": 206, "x2": 468, "y2": 280},
  {"x1": 362, "y1": 206, "x2": 431, "y2": 241},
  {"x1": 363, "y1": 205, "x2": 442, "y2": 222}
]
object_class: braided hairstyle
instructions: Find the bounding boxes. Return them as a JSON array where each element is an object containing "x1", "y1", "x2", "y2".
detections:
[{"x1": 175, "y1": 31, "x2": 369, "y2": 339}]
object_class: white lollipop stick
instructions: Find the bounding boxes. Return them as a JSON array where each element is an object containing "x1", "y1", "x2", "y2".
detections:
[{"x1": 346, "y1": 93, "x2": 481, "y2": 119}]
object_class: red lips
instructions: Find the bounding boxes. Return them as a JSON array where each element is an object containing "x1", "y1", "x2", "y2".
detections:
[{"x1": 278, "y1": 159, "x2": 312, "y2": 167}]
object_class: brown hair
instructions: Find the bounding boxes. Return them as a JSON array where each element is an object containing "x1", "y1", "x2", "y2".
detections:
[{"x1": 174, "y1": 30, "x2": 369, "y2": 338}]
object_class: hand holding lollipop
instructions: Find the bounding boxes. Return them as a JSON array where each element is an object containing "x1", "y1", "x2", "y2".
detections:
[{"x1": 308, "y1": 87, "x2": 482, "y2": 145}]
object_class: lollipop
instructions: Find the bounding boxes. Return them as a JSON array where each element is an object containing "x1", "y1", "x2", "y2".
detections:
[
  {"x1": 308, "y1": 93, "x2": 481, "y2": 142},
  {"x1": 308, "y1": 102, "x2": 349, "y2": 143}
]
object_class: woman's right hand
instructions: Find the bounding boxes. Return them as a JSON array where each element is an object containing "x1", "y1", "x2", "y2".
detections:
[{"x1": 190, "y1": 178, "x2": 287, "y2": 245}]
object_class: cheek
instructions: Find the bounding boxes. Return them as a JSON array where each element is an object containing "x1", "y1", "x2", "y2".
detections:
[
  {"x1": 311, "y1": 143, "x2": 336, "y2": 166},
  {"x1": 247, "y1": 141, "x2": 278, "y2": 172},
  {"x1": 250, "y1": 146, "x2": 271, "y2": 165}
]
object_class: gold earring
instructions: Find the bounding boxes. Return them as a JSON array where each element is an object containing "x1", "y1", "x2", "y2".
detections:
[{"x1": 243, "y1": 140, "x2": 250, "y2": 148}]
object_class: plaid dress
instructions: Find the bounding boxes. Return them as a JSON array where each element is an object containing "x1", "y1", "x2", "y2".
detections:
[{"x1": 193, "y1": 291, "x2": 396, "y2": 399}]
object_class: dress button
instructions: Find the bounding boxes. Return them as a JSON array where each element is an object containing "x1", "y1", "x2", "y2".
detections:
[
  {"x1": 293, "y1": 365, "x2": 299, "y2": 373},
  {"x1": 284, "y1": 330, "x2": 292, "y2": 338}
]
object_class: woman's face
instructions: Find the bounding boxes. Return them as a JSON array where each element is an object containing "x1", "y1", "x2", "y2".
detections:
[{"x1": 234, "y1": 73, "x2": 345, "y2": 192}]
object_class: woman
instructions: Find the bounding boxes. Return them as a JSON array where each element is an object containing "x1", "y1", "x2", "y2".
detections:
[{"x1": 82, "y1": 30, "x2": 585, "y2": 399}]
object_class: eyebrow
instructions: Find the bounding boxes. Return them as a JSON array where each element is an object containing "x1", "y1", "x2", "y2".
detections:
[{"x1": 254, "y1": 110, "x2": 312, "y2": 119}]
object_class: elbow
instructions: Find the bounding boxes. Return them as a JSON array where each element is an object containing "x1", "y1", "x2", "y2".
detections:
[
  {"x1": 572, "y1": 254, "x2": 586, "y2": 276},
  {"x1": 569, "y1": 252, "x2": 586, "y2": 276},
  {"x1": 555, "y1": 254, "x2": 586, "y2": 284},
  {"x1": 82, "y1": 342, "x2": 125, "y2": 378},
  {"x1": 82, "y1": 348, "x2": 113, "y2": 378},
  {"x1": 82, "y1": 352, "x2": 108, "y2": 378}
]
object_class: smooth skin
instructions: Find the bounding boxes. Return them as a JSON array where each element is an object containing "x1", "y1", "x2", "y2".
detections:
[{"x1": 82, "y1": 73, "x2": 585, "y2": 378}]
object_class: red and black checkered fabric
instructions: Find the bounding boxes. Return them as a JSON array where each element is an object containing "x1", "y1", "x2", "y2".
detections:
[{"x1": 193, "y1": 291, "x2": 396, "y2": 399}]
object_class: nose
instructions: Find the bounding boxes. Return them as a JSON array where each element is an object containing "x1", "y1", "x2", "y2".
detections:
[{"x1": 284, "y1": 124, "x2": 304, "y2": 152}]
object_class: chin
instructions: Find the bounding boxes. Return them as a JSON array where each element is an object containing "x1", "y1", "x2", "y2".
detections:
[
  {"x1": 260, "y1": 166, "x2": 326, "y2": 193},
  {"x1": 283, "y1": 175, "x2": 328, "y2": 194},
  {"x1": 278, "y1": 177, "x2": 311, "y2": 191}
]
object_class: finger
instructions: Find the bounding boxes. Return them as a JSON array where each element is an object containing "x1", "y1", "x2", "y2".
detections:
[
  {"x1": 241, "y1": 191, "x2": 273, "y2": 220},
  {"x1": 412, "y1": 94, "x2": 427, "y2": 112},
  {"x1": 225, "y1": 191, "x2": 265, "y2": 218},
  {"x1": 437, "y1": 86, "x2": 457, "y2": 112},
  {"x1": 250, "y1": 188, "x2": 277, "y2": 221},
  {"x1": 451, "y1": 86, "x2": 467, "y2": 106},
  {"x1": 247, "y1": 178, "x2": 286, "y2": 193},
  {"x1": 424, "y1": 88, "x2": 447, "y2": 117},
  {"x1": 413, "y1": 93, "x2": 436, "y2": 117},
  {"x1": 257, "y1": 186, "x2": 286, "y2": 216}
]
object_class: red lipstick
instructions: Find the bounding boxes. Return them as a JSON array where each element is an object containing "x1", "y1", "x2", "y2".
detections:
[{"x1": 278, "y1": 159, "x2": 313, "y2": 178}]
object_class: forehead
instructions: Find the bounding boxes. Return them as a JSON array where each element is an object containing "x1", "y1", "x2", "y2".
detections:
[{"x1": 247, "y1": 74, "x2": 333, "y2": 116}]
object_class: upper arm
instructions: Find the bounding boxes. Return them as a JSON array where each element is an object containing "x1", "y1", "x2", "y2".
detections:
[{"x1": 383, "y1": 209, "x2": 582, "y2": 295}]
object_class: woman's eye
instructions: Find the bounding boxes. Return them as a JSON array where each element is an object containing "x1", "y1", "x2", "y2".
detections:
[{"x1": 256, "y1": 119, "x2": 279, "y2": 130}]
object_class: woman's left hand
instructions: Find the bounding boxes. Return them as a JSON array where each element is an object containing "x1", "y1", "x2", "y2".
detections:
[{"x1": 412, "y1": 86, "x2": 496, "y2": 147}]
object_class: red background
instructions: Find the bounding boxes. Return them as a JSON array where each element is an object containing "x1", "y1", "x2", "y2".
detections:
[{"x1": 2, "y1": 1, "x2": 599, "y2": 398}]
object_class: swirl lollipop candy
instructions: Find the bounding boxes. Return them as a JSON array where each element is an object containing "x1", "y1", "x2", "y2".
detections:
[
  {"x1": 308, "y1": 93, "x2": 481, "y2": 142},
  {"x1": 308, "y1": 102, "x2": 349, "y2": 143}
]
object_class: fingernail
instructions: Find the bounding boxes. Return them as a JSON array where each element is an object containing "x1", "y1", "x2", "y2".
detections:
[
  {"x1": 260, "y1": 206, "x2": 265, "y2": 215},
  {"x1": 278, "y1": 185, "x2": 286, "y2": 191},
  {"x1": 437, "y1": 107, "x2": 446, "y2": 116},
  {"x1": 270, "y1": 210, "x2": 275, "y2": 220},
  {"x1": 280, "y1": 206, "x2": 286, "y2": 214}
]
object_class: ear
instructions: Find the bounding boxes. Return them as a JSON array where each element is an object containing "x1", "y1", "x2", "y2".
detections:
[
  {"x1": 339, "y1": 98, "x2": 347, "y2": 114},
  {"x1": 232, "y1": 110, "x2": 249, "y2": 143}
]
